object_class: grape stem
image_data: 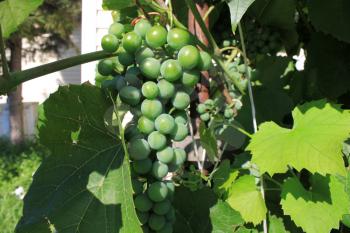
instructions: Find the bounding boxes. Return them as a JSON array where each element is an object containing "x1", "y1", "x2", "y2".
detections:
[
  {"x1": 187, "y1": 112, "x2": 202, "y2": 170},
  {"x1": 0, "y1": 24, "x2": 10, "y2": 79}
]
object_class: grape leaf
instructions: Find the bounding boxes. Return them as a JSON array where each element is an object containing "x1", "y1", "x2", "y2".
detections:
[
  {"x1": 226, "y1": 175, "x2": 267, "y2": 225},
  {"x1": 308, "y1": 0, "x2": 350, "y2": 43},
  {"x1": 281, "y1": 174, "x2": 349, "y2": 233},
  {"x1": 199, "y1": 122, "x2": 218, "y2": 162},
  {"x1": 103, "y1": 0, "x2": 150, "y2": 10},
  {"x1": 0, "y1": 0, "x2": 43, "y2": 38},
  {"x1": 16, "y1": 85, "x2": 142, "y2": 233},
  {"x1": 212, "y1": 160, "x2": 239, "y2": 198},
  {"x1": 269, "y1": 215, "x2": 289, "y2": 233},
  {"x1": 226, "y1": 0, "x2": 255, "y2": 32},
  {"x1": 173, "y1": 187, "x2": 243, "y2": 233},
  {"x1": 247, "y1": 99, "x2": 349, "y2": 176}
]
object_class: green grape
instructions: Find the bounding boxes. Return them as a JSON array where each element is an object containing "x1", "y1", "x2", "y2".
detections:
[
  {"x1": 142, "y1": 81, "x2": 159, "y2": 99},
  {"x1": 109, "y1": 22, "x2": 125, "y2": 38},
  {"x1": 172, "y1": 91, "x2": 190, "y2": 110},
  {"x1": 224, "y1": 108, "x2": 234, "y2": 119},
  {"x1": 147, "y1": 181, "x2": 169, "y2": 202},
  {"x1": 173, "y1": 110, "x2": 187, "y2": 124},
  {"x1": 165, "y1": 207, "x2": 176, "y2": 222},
  {"x1": 204, "y1": 99, "x2": 214, "y2": 107},
  {"x1": 118, "y1": 49, "x2": 134, "y2": 66},
  {"x1": 147, "y1": 131, "x2": 167, "y2": 150},
  {"x1": 122, "y1": 31, "x2": 142, "y2": 53},
  {"x1": 170, "y1": 123, "x2": 188, "y2": 141},
  {"x1": 165, "y1": 181, "x2": 175, "y2": 200},
  {"x1": 197, "y1": 51, "x2": 211, "y2": 71},
  {"x1": 141, "y1": 99, "x2": 163, "y2": 119},
  {"x1": 101, "y1": 79, "x2": 115, "y2": 90},
  {"x1": 133, "y1": 158, "x2": 152, "y2": 175},
  {"x1": 196, "y1": 103, "x2": 207, "y2": 114},
  {"x1": 222, "y1": 40, "x2": 231, "y2": 47},
  {"x1": 134, "y1": 19, "x2": 152, "y2": 38},
  {"x1": 124, "y1": 122, "x2": 143, "y2": 141},
  {"x1": 101, "y1": 34, "x2": 119, "y2": 53},
  {"x1": 131, "y1": 104, "x2": 143, "y2": 118},
  {"x1": 115, "y1": 76, "x2": 126, "y2": 91},
  {"x1": 153, "y1": 200, "x2": 171, "y2": 215},
  {"x1": 125, "y1": 68, "x2": 142, "y2": 88},
  {"x1": 181, "y1": 70, "x2": 200, "y2": 87},
  {"x1": 155, "y1": 114, "x2": 176, "y2": 135},
  {"x1": 132, "y1": 178, "x2": 144, "y2": 195},
  {"x1": 156, "y1": 147, "x2": 175, "y2": 164},
  {"x1": 148, "y1": 214, "x2": 166, "y2": 231},
  {"x1": 142, "y1": 225, "x2": 150, "y2": 233},
  {"x1": 157, "y1": 79, "x2": 175, "y2": 99},
  {"x1": 200, "y1": 112, "x2": 210, "y2": 121},
  {"x1": 136, "y1": 210, "x2": 149, "y2": 225},
  {"x1": 151, "y1": 161, "x2": 169, "y2": 180},
  {"x1": 157, "y1": 222, "x2": 173, "y2": 233},
  {"x1": 146, "y1": 25, "x2": 167, "y2": 49},
  {"x1": 171, "y1": 148, "x2": 187, "y2": 166},
  {"x1": 136, "y1": 46, "x2": 154, "y2": 64},
  {"x1": 177, "y1": 45, "x2": 200, "y2": 70},
  {"x1": 135, "y1": 193, "x2": 153, "y2": 212},
  {"x1": 138, "y1": 116, "x2": 155, "y2": 134},
  {"x1": 167, "y1": 27, "x2": 191, "y2": 50},
  {"x1": 128, "y1": 139, "x2": 151, "y2": 160},
  {"x1": 98, "y1": 59, "x2": 114, "y2": 76},
  {"x1": 160, "y1": 59, "x2": 182, "y2": 82},
  {"x1": 140, "y1": 57, "x2": 161, "y2": 80},
  {"x1": 119, "y1": 86, "x2": 141, "y2": 106}
]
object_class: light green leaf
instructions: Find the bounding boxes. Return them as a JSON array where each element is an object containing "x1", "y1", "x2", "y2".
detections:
[
  {"x1": 226, "y1": 175, "x2": 267, "y2": 225},
  {"x1": 281, "y1": 174, "x2": 349, "y2": 233},
  {"x1": 247, "y1": 99, "x2": 349, "y2": 176},
  {"x1": 0, "y1": 0, "x2": 43, "y2": 38},
  {"x1": 308, "y1": 0, "x2": 350, "y2": 43},
  {"x1": 226, "y1": 0, "x2": 255, "y2": 32},
  {"x1": 211, "y1": 201, "x2": 244, "y2": 233},
  {"x1": 269, "y1": 215, "x2": 289, "y2": 233},
  {"x1": 16, "y1": 85, "x2": 142, "y2": 233},
  {"x1": 199, "y1": 122, "x2": 218, "y2": 162},
  {"x1": 212, "y1": 160, "x2": 239, "y2": 198}
]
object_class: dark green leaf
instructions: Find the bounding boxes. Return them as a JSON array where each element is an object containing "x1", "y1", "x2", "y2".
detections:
[
  {"x1": 199, "y1": 122, "x2": 218, "y2": 162},
  {"x1": 211, "y1": 201, "x2": 244, "y2": 233},
  {"x1": 16, "y1": 85, "x2": 142, "y2": 233},
  {"x1": 103, "y1": 0, "x2": 135, "y2": 10},
  {"x1": 226, "y1": 0, "x2": 255, "y2": 32}
]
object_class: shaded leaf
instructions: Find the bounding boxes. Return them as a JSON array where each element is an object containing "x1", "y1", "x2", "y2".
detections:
[
  {"x1": 211, "y1": 201, "x2": 244, "y2": 233},
  {"x1": 212, "y1": 160, "x2": 239, "y2": 198},
  {"x1": 199, "y1": 122, "x2": 218, "y2": 162},
  {"x1": 226, "y1": 0, "x2": 255, "y2": 32}
]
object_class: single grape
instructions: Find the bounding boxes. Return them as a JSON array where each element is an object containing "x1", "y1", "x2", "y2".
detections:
[
  {"x1": 157, "y1": 79, "x2": 175, "y2": 99},
  {"x1": 171, "y1": 148, "x2": 187, "y2": 166},
  {"x1": 145, "y1": 25, "x2": 167, "y2": 49},
  {"x1": 140, "y1": 58, "x2": 161, "y2": 80},
  {"x1": 204, "y1": 99, "x2": 214, "y2": 107},
  {"x1": 141, "y1": 99, "x2": 163, "y2": 119},
  {"x1": 138, "y1": 116, "x2": 155, "y2": 134},
  {"x1": 133, "y1": 158, "x2": 152, "y2": 175},
  {"x1": 165, "y1": 207, "x2": 176, "y2": 222},
  {"x1": 197, "y1": 51, "x2": 212, "y2": 71},
  {"x1": 109, "y1": 22, "x2": 125, "y2": 38},
  {"x1": 177, "y1": 45, "x2": 200, "y2": 70},
  {"x1": 148, "y1": 214, "x2": 166, "y2": 231},
  {"x1": 157, "y1": 222, "x2": 173, "y2": 233},
  {"x1": 134, "y1": 19, "x2": 152, "y2": 38},
  {"x1": 160, "y1": 59, "x2": 182, "y2": 82},
  {"x1": 222, "y1": 40, "x2": 231, "y2": 47},
  {"x1": 134, "y1": 193, "x2": 153, "y2": 212},
  {"x1": 196, "y1": 103, "x2": 207, "y2": 114},
  {"x1": 155, "y1": 114, "x2": 176, "y2": 135},
  {"x1": 125, "y1": 68, "x2": 142, "y2": 88},
  {"x1": 101, "y1": 34, "x2": 119, "y2": 53},
  {"x1": 124, "y1": 122, "x2": 143, "y2": 141},
  {"x1": 173, "y1": 110, "x2": 187, "y2": 124},
  {"x1": 136, "y1": 46, "x2": 154, "y2": 64},
  {"x1": 153, "y1": 199, "x2": 171, "y2": 215},
  {"x1": 122, "y1": 31, "x2": 142, "y2": 53},
  {"x1": 172, "y1": 91, "x2": 190, "y2": 110},
  {"x1": 118, "y1": 49, "x2": 134, "y2": 66},
  {"x1": 147, "y1": 131, "x2": 167, "y2": 150},
  {"x1": 101, "y1": 79, "x2": 115, "y2": 90},
  {"x1": 167, "y1": 28, "x2": 191, "y2": 50},
  {"x1": 132, "y1": 178, "x2": 144, "y2": 195},
  {"x1": 142, "y1": 81, "x2": 159, "y2": 99},
  {"x1": 181, "y1": 70, "x2": 200, "y2": 87},
  {"x1": 200, "y1": 112, "x2": 210, "y2": 121},
  {"x1": 151, "y1": 161, "x2": 169, "y2": 180},
  {"x1": 98, "y1": 59, "x2": 114, "y2": 76},
  {"x1": 128, "y1": 139, "x2": 151, "y2": 160},
  {"x1": 156, "y1": 147, "x2": 175, "y2": 164},
  {"x1": 136, "y1": 210, "x2": 149, "y2": 225},
  {"x1": 115, "y1": 76, "x2": 126, "y2": 91},
  {"x1": 170, "y1": 123, "x2": 188, "y2": 141},
  {"x1": 224, "y1": 108, "x2": 234, "y2": 118},
  {"x1": 119, "y1": 86, "x2": 141, "y2": 106},
  {"x1": 147, "y1": 181, "x2": 169, "y2": 202}
]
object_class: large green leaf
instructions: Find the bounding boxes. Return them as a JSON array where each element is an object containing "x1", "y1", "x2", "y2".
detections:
[
  {"x1": 0, "y1": 0, "x2": 43, "y2": 38},
  {"x1": 16, "y1": 85, "x2": 142, "y2": 233},
  {"x1": 247, "y1": 99, "x2": 349, "y2": 176},
  {"x1": 281, "y1": 174, "x2": 349, "y2": 233},
  {"x1": 226, "y1": 0, "x2": 255, "y2": 32},
  {"x1": 173, "y1": 187, "x2": 244, "y2": 233},
  {"x1": 269, "y1": 215, "x2": 289, "y2": 233},
  {"x1": 226, "y1": 175, "x2": 267, "y2": 225},
  {"x1": 308, "y1": 0, "x2": 350, "y2": 43}
]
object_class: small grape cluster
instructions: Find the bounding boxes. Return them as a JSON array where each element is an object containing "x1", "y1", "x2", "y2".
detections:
[
  {"x1": 196, "y1": 98, "x2": 234, "y2": 123},
  {"x1": 98, "y1": 18, "x2": 212, "y2": 233}
]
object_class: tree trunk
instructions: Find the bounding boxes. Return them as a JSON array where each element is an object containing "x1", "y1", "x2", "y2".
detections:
[{"x1": 8, "y1": 34, "x2": 24, "y2": 144}]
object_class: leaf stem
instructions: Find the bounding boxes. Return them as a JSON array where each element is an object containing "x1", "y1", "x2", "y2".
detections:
[
  {"x1": 0, "y1": 24, "x2": 10, "y2": 79},
  {"x1": 203, "y1": 5, "x2": 215, "y2": 21}
]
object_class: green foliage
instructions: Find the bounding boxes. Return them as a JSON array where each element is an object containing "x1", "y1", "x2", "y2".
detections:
[
  {"x1": 247, "y1": 99, "x2": 349, "y2": 176},
  {"x1": 281, "y1": 175, "x2": 349, "y2": 233},
  {"x1": 0, "y1": 0, "x2": 43, "y2": 38},
  {"x1": 268, "y1": 215, "x2": 289, "y2": 233},
  {"x1": 199, "y1": 122, "x2": 218, "y2": 162},
  {"x1": 226, "y1": 0, "x2": 255, "y2": 32},
  {"x1": 16, "y1": 85, "x2": 142, "y2": 233}
]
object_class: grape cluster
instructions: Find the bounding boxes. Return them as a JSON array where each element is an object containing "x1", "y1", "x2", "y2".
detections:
[
  {"x1": 196, "y1": 98, "x2": 234, "y2": 122},
  {"x1": 98, "y1": 18, "x2": 212, "y2": 233}
]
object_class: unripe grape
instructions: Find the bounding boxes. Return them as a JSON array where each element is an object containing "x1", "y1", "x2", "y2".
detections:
[
  {"x1": 170, "y1": 123, "x2": 188, "y2": 141},
  {"x1": 109, "y1": 22, "x2": 125, "y2": 38},
  {"x1": 157, "y1": 147, "x2": 175, "y2": 164},
  {"x1": 224, "y1": 108, "x2": 234, "y2": 118},
  {"x1": 118, "y1": 49, "x2": 134, "y2": 66},
  {"x1": 134, "y1": 193, "x2": 153, "y2": 212},
  {"x1": 197, "y1": 51, "x2": 212, "y2": 71},
  {"x1": 160, "y1": 59, "x2": 182, "y2": 82},
  {"x1": 148, "y1": 131, "x2": 167, "y2": 150},
  {"x1": 132, "y1": 178, "x2": 144, "y2": 195},
  {"x1": 173, "y1": 110, "x2": 187, "y2": 124},
  {"x1": 134, "y1": 19, "x2": 152, "y2": 38},
  {"x1": 140, "y1": 58, "x2": 161, "y2": 80},
  {"x1": 133, "y1": 158, "x2": 152, "y2": 175},
  {"x1": 146, "y1": 25, "x2": 167, "y2": 48},
  {"x1": 148, "y1": 214, "x2": 166, "y2": 231},
  {"x1": 141, "y1": 99, "x2": 163, "y2": 119},
  {"x1": 167, "y1": 28, "x2": 191, "y2": 50},
  {"x1": 138, "y1": 116, "x2": 155, "y2": 134},
  {"x1": 165, "y1": 181, "x2": 175, "y2": 200},
  {"x1": 98, "y1": 59, "x2": 114, "y2": 76},
  {"x1": 177, "y1": 45, "x2": 200, "y2": 70},
  {"x1": 128, "y1": 139, "x2": 151, "y2": 160},
  {"x1": 157, "y1": 79, "x2": 175, "y2": 99},
  {"x1": 181, "y1": 70, "x2": 200, "y2": 87},
  {"x1": 151, "y1": 161, "x2": 169, "y2": 180},
  {"x1": 196, "y1": 103, "x2": 207, "y2": 114},
  {"x1": 122, "y1": 31, "x2": 142, "y2": 53},
  {"x1": 147, "y1": 181, "x2": 169, "y2": 202},
  {"x1": 115, "y1": 76, "x2": 126, "y2": 91},
  {"x1": 157, "y1": 222, "x2": 173, "y2": 233},
  {"x1": 171, "y1": 148, "x2": 187, "y2": 166},
  {"x1": 119, "y1": 86, "x2": 141, "y2": 106},
  {"x1": 142, "y1": 81, "x2": 159, "y2": 99},
  {"x1": 155, "y1": 114, "x2": 176, "y2": 134},
  {"x1": 200, "y1": 112, "x2": 210, "y2": 121},
  {"x1": 124, "y1": 122, "x2": 143, "y2": 141},
  {"x1": 136, "y1": 46, "x2": 154, "y2": 64},
  {"x1": 101, "y1": 34, "x2": 119, "y2": 53},
  {"x1": 136, "y1": 210, "x2": 149, "y2": 224},
  {"x1": 153, "y1": 199, "x2": 171, "y2": 215},
  {"x1": 172, "y1": 92, "x2": 190, "y2": 110},
  {"x1": 165, "y1": 207, "x2": 176, "y2": 222}
]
